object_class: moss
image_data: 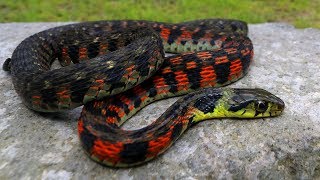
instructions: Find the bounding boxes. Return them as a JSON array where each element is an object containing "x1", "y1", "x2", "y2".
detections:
[{"x1": 0, "y1": 0, "x2": 319, "y2": 28}]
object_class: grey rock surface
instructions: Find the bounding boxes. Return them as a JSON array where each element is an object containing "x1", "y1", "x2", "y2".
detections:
[{"x1": 0, "y1": 22, "x2": 319, "y2": 179}]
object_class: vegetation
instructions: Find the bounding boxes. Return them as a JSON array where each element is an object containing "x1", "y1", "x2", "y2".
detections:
[{"x1": 0, "y1": 0, "x2": 319, "y2": 28}]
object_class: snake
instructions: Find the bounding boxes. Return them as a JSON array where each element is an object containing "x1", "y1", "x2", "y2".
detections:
[{"x1": 3, "y1": 19, "x2": 285, "y2": 167}]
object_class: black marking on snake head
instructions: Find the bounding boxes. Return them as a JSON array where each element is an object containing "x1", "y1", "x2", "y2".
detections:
[
  {"x1": 254, "y1": 111, "x2": 261, "y2": 117},
  {"x1": 120, "y1": 141, "x2": 148, "y2": 164},
  {"x1": 194, "y1": 93, "x2": 222, "y2": 114},
  {"x1": 228, "y1": 100, "x2": 252, "y2": 112}
]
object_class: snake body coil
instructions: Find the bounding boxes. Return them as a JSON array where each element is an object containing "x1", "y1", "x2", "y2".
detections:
[{"x1": 4, "y1": 19, "x2": 284, "y2": 167}]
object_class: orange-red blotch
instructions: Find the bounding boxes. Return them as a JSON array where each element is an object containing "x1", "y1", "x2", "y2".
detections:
[
  {"x1": 160, "y1": 27, "x2": 171, "y2": 41},
  {"x1": 228, "y1": 59, "x2": 243, "y2": 80},
  {"x1": 106, "y1": 116, "x2": 117, "y2": 124},
  {"x1": 92, "y1": 140, "x2": 124, "y2": 165},
  {"x1": 176, "y1": 30, "x2": 193, "y2": 44},
  {"x1": 107, "y1": 104, "x2": 126, "y2": 119},
  {"x1": 186, "y1": 61, "x2": 197, "y2": 69},
  {"x1": 133, "y1": 85, "x2": 146, "y2": 96},
  {"x1": 179, "y1": 30, "x2": 193, "y2": 40},
  {"x1": 174, "y1": 71, "x2": 189, "y2": 91},
  {"x1": 147, "y1": 130, "x2": 173, "y2": 157},
  {"x1": 79, "y1": 47, "x2": 88, "y2": 60},
  {"x1": 133, "y1": 86, "x2": 149, "y2": 102},
  {"x1": 161, "y1": 67, "x2": 173, "y2": 74},
  {"x1": 119, "y1": 95, "x2": 134, "y2": 111},
  {"x1": 99, "y1": 43, "x2": 108, "y2": 55},
  {"x1": 241, "y1": 48, "x2": 252, "y2": 56},
  {"x1": 78, "y1": 118, "x2": 84, "y2": 135},
  {"x1": 200, "y1": 66, "x2": 217, "y2": 87},
  {"x1": 224, "y1": 47, "x2": 237, "y2": 54},
  {"x1": 61, "y1": 47, "x2": 71, "y2": 65},
  {"x1": 153, "y1": 76, "x2": 168, "y2": 88},
  {"x1": 169, "y1": 56, "x2": 183, "y2": 65},
  {"x1": 153, "y1": 76, "x2": 170, "y2": 94},
  {"x1": 95, "y1": 79, "x2": 104, "y2": 84},
  {"x1": 32, "y1": 95, "x2": 41, "y2": 105},
  {"x1": 101, "y1": 109, "x2": 107, "y2": 116},
  {"x1": 88, "y1": 79, "x2": 105, "y2": 97},
  {"x1": 93, "y1": 101, "x2": 104, "y2": 108},
  {"x1": 123, "y1": 65, "x2": 136, "y2": 80},
  {"x1": 32, "y1": 95, "x2": 41, "y2": 99},
  {"x1": 215, "y1": 56, "x2": 229, "y2": 65},
  {"x1": 197, "y1": 51, "x2": 212, "y2": 60}
]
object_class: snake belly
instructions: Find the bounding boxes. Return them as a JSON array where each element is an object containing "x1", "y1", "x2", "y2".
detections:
[{"x1": 4, "y1": 19, "x2": 283, "y2": 168}]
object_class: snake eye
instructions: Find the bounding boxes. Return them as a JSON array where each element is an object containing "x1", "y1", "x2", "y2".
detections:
[{"x1": 255, "y1": 101, "x2": 268, "y2": 112}]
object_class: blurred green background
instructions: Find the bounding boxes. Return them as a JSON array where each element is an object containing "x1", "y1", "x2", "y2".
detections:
[{"x1": 0, "y1": 0, "x2": 319, "y2": 28}]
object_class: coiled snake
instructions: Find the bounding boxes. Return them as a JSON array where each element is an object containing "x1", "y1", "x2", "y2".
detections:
[{"x1": 3, "y1": 19, "x2": 284, "y2": 167}]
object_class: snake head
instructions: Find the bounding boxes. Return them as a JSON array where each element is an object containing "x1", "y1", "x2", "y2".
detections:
[{"x1": 226, "y1": 88, "x2": 285, "y2": 118}]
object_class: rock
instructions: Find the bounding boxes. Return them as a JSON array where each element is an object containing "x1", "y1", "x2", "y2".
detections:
[{"x1": 0, "y1": 22, "x2": 319, "y2": 179}]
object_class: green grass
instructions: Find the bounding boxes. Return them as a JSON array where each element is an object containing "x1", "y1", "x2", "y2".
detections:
[{"x1": 0, "y1": 0, "x2": 319, "y2": 28}]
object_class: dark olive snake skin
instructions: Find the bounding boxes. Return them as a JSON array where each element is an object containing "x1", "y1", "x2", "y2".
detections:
[{"x1": 3, "y1": 19, "x2": 285, "y2": 167}]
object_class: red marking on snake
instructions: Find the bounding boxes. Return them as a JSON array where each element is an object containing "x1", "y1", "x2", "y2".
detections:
[
  {"x1": 119, "y1": 95, "x2": 134, "y2": 111},
  {"x1": 176, "y1": 30, "x2": 193, "y2": 44},
  {"x1": 79, "y1": 47, "x2": 88, "y2": 60},
  {"x1": 61, "y1": 47, "x2": 71, "y2": 64},
  {"x1": 153, "y1": 76, "x2": 169, "y2": 94},
  {"x1": 93, "y1": 101, "x2": 104, "y2": 108},
  {"x1": 123, "y1": 65, "x2": 136, "y2": 80},
  {"x1": 56, "y1": 88, "x2": 70, "y2": 101},
  {"x1": 133, "y1": 86, "x2": 148, "y2": 102},
  {"x1": 174, "y1": 70, "x2": 189, "y2": 91},
  {"x1": 161, "y1": 67, "x2": 173, "y2": 74},
  {"x1": 92, "y1": 140, "x2": 124, "y2": 166},
  {"x1": 224, "y1": 47, "x2": 237, "y2": 54},
  {"x1": 32, "y1": 95, "x2": 41, "y2": 105},
  {"x1": 197, "y1": 51, "x2": 212, "y2": 60},
  {"x1": 160, "y1": 27, "x2": 171, "y2": 41},
  {"x1": 241, "y1": 48, "x2": 251, "y2": 56},
  {"x1": 78, "y1": 118, "x2": 84, "y2": 134},
  {"x1": 147, "y1": 129, "x2": 173, "y2": 157},
  {"x1": 200, "y1": 66, "x2": 217, "y2": 87},
  {"x1": 215, "y1": 56, "x2": 229, "y2": 65},
  {"x1": 180, "y1": 30, "x2": 193, "y2": 40},
  {"x1": 106, "y1": 116, "x2": 117, "y2": 124},
  {"x1": 169, "y1": 56, "x2": 183, "y2": 65},
  {"x1": 99, "y1": 43, "x2": 108, "y2": 55},
  {"x1": 186, "y1": 61, "x2": 197, "y2": 69},
  {"x1": 228, "y1": 59, "x2": 243, "y2": 80}
]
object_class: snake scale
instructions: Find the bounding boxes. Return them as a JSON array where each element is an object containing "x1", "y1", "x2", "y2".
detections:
[{"x1": 3, "y1": 19, "x2": 284, "y2": 167}]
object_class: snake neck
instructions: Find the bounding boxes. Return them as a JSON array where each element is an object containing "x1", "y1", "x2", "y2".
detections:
[{"x1": 78, "y1": 88, "x2": 229, "y2": 167}]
